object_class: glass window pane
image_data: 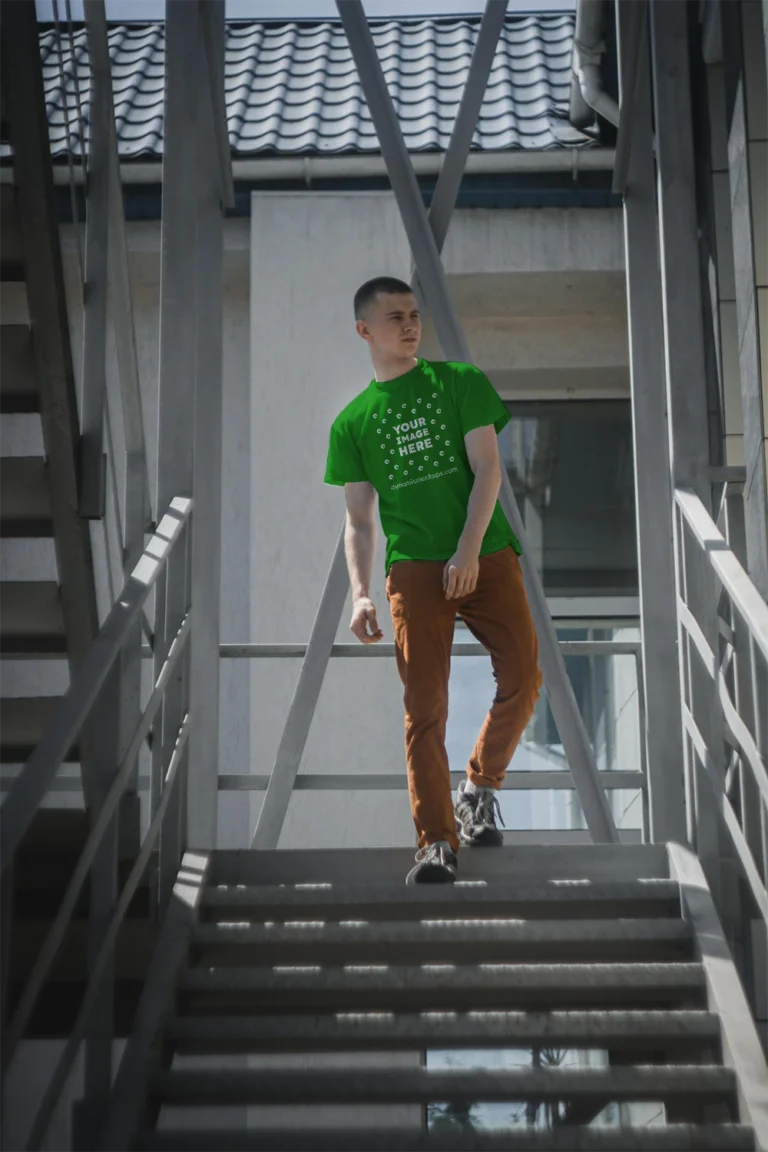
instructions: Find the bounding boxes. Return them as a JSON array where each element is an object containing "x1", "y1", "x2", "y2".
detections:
[{"x1": 500, "y1": 401, "x2": 637, "y2": 597}]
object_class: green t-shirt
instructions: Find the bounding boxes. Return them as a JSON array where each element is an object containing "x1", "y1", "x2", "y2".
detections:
[{"x1": 324, "y1": 358, "x2": 521, "y2": 574}]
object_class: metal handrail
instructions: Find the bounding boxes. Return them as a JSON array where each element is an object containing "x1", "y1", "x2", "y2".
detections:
[
  {"x1": 24, "y1": 715, "x2": 191, "y2": 1151},
  {"x1": 2, "y1": 612, "x2": 191, "y2": 1068},
  {"x1": 674, "y1": 487, "x2": 768, "y2": 926},
  {"x1": 0, "y1": 497, "x2": 192, "y2": 1147},
  {"x1": 0, "y1": 498, "x2": 191, "y2": 872},
  {"x1": 221, "y1": 639, "x2": 643, "y2": 659}
]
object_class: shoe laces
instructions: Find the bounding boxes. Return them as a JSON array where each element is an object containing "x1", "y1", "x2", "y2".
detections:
[
  {"x1": 475, "y1": 789, "x2": 506, "y2": 828},
  {"x1": 415, "y1": 841, "x2": 452, "y2": 864}
]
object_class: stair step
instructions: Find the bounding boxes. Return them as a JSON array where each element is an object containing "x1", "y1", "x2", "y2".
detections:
[
  {"x1": 139, "y1": 1125, "x2": 757, "y2": 1152},
  {"x1": 0, "y1": 697, "x2": 78, "y2": 762},
  {"x1": 150, "y1": 1064, "x2": 736, "y2": 1108},
  {"x1": 0, "y1": 581, "x2": 65, "y2": 654},
  {"x1": 210, "y1": 844, "x2": 669, "y2": 887},
  {"x1": 0, "y1": 325, "x2": 37, "y2": 413},
  {"x1": 0, "y1": 457, "x2": 52, "y2": 537},
  {"x1": 168, "y1": 1008, "x2": 722, "y2": 1056},
  {"x1": 201, "y1": 880, "x2": 683, "y2": 922},
  {"x1": 191, "y1": 918, "x2": 693, "y2": 966},
  {"x1": 180, "y1": 962, "x2": 706, "y2": 1012}
]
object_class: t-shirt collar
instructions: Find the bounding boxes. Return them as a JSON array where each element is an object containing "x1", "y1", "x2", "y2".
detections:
[{"x1": 371, "y1": 358, "x2": 424, "y2": 391}]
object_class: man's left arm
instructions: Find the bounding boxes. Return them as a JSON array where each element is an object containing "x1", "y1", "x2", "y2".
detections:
[{"x1": 443, "y1": 425, "x2": 502, "y2": 599}]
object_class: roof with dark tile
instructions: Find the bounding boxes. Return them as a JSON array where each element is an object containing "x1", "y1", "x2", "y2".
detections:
[{"x1": 24, "y1": 14, "x2": 590, "y2": 160}]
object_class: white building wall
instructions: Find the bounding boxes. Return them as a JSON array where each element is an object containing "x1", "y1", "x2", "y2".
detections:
[{"x1": 248, "y1": 192, "x2": 415, "y2": 850}]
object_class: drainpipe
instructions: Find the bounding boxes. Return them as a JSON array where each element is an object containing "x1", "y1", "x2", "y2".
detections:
[{"x1": 570, "y1": 0, "x2": 620, "y2": 129}]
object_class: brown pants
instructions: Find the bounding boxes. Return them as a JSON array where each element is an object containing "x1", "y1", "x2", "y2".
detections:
[{"x1": 386, "y1": 546, "x2": 542, "y2": 852}]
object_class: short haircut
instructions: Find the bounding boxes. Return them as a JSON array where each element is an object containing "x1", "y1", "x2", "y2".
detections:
[{"x1": 354, "y1": 276, "x2": 414, "y2": 320}]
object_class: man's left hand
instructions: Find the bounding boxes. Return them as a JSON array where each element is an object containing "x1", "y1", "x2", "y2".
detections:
[{"x1": 443, "y1": 545, "x2": 480, "y2": 599}]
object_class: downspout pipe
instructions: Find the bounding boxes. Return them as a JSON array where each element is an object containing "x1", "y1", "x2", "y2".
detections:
[{"x1": 570, "y1": 0, "x2": 620, "y2": 129}]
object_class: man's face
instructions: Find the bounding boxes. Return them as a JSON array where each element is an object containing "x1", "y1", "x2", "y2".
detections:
[{"x1": 357, "y1": 291, "x2": 422, "y2": 357}]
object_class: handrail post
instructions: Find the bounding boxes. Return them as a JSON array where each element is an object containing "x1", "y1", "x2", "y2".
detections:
[
  {"x1": 616, "y1": 0, "x2": 687, "y2": 845},
  {"x1": 650, "y1": 0, "x2": 726, "y2": 893},
  {"x1": 159, "y1": 527, "x2": 188, "y2": 912},
  {"x1": 157, "y1": 0, "x2": 224, "y2": 855},
  {"x1": 188, "y1": 0, "x2": 226, "y2": 852},
  {"x1": 73, "y1": 662, "x2": 121, "y2": 1150},
  {"x1": 0, "y1": 866, "x2": 11, "y2": 1142}
]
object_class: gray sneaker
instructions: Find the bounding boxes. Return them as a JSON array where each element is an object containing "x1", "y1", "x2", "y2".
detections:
[
  {"x1": 405, "y1": 841, "x2": 458, "y2": 885},
  {"x1": 455, "y1": 779, "x2": 505, "y2": 847}
]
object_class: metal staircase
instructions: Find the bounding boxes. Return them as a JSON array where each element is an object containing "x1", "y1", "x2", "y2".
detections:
[
  {"x1": 0, "y1": 177, "x2": 96, "y2": 777},
  {"x1": 1, "y1": 2, "x2": 768, "y2": 1150},
  {"x1": 95, "y1": 843, "x2": 765, "y2": 1151}
]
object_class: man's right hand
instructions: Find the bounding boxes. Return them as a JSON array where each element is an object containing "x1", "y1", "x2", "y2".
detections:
[{"x1": 350, "y1": 596, "x2": 383, "y2": 645}]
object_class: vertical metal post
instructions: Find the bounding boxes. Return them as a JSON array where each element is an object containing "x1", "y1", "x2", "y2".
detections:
[
  {"x1": 634, "y1": 649, "x2": 650, "y2": 842},
  {"x1": 157, "y1": 2, "x2": 197, "y2": 514},
  {"x1": 720, "y1": 0, "x2": 768, "y2": 600},
  {"x1": 85, "y1": 0, "x2": 152, "y2": 543},
  {"x1": 84, "y1": 0, "x2": 147, "y2": 864},
  {"x1": 0, "y1": 862, "x2": 13, "y2": 1056},
  {"x1": 74, "y1": 662, "x2": 121, "y2": 1149},
  {"x1": 79, "y1": 9, "x2": 108, "y2": 521},
  {"x1": 188, "y1": 0, "x2": 226, "y2": 851},
  {"x1": 650, "y1": 0, "x2": 724, "y2": 890},
  {"x1": 156, "y1": 0, "x2": 222, "y2": 857},
  {"x1": 649, "y1": 1, "x2": 714, "y2": 508},
  {"x1": 158, "y1": 541, "x2": 186, "y2": 912},
  {"x1": 616, "y1": 0, "x2": 686, "y2": 845},
  {"x1": 338, "y1": 0, "x2": 618, "y2": 844}
]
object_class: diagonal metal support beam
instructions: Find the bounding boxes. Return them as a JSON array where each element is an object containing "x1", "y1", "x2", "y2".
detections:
[
  {"x1": 252, "y1": 0, "x2": 618, "y2": 849},
  {"x1": 412, "y1": 0, "x2": 508, "y2": 271},
  {"x1": 338, "y1": 0, "x2": 618, "y2": 845},
  {"x1": 252, "y1": 4, "x2": 506, "y2": 852},
  {"x1": 252, "y1": 525, "x2": 350, "y2": 848}
]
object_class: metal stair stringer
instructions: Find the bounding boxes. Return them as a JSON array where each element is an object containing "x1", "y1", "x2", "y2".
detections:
[
  {"x1": 97, "y1": 843, "x2": 766, "y2": 1152},
  {"x1": 0, "y1": 0, "x2": 101, "y2": 811}
]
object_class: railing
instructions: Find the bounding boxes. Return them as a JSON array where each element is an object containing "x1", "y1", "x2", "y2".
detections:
[
  {"x1": 0, "y1": 498, "x2": 192, "y2": 1151},
  {"x1": 674, "y1": 486, "x2": 768, "y2": 931},
  {"x1": 3, "y1": 637, "x2": 649, "y2": 844},
  {"x1": 226, "y1": 636, "x2": 649, "y2": 845}
]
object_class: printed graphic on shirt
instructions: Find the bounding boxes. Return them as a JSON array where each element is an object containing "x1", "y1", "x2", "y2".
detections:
[{"x1": 373, "y1": 392, "x2": 457, "y2": 491}]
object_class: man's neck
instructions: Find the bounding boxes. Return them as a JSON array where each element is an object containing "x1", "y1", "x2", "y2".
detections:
[{"x1": 371, "y1": 351, "x2": 419, "y2": 383}]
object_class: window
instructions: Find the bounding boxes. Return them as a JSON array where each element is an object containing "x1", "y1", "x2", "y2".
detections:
[{"x1": 500, "y1": 401, "x2": 637, "y2": 598}]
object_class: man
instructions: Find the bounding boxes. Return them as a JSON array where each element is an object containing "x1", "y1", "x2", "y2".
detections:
[{"x1": 324, "y1": 276, "x2": 542, "y2": 884}]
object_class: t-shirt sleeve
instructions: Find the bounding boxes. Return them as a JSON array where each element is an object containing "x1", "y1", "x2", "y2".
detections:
[
  {"x1": 451, "y1": 363, "x2": 510, "y2": 436},
  {"x1": 324, "y1": 418, "x2": 368, "y2": 486}
]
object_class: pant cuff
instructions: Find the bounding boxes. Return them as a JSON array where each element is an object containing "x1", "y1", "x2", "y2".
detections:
[{"x1": 467, "y1": 767, "x2": 503, "y2": 790}]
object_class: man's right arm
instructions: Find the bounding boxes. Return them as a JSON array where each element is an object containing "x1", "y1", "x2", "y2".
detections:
[{"x1": 344, "y1": 481, "x2": 383, "y2": 645}]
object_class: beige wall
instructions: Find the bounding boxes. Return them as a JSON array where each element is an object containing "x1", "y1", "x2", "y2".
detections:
[{"x1": 248, "y1": 191, "x2": 629, "y2": 852}]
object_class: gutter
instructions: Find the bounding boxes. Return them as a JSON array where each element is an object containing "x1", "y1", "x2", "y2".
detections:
[
  {"x1": 0, "y1": 148, "x2": 616, "y2": 186},
  {"x1": 569, "y1": 0, "x2": 620, "y2": 129}
]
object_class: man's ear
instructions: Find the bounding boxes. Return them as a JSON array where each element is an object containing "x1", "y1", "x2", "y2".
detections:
[{"x1": 356, "y1": 319, "x2": 371, "y2": 343}]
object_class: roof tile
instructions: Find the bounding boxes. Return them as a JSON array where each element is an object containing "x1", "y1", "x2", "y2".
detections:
[{"x1": 13, "y1": 13, "x2": 588, "y2": 161}]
